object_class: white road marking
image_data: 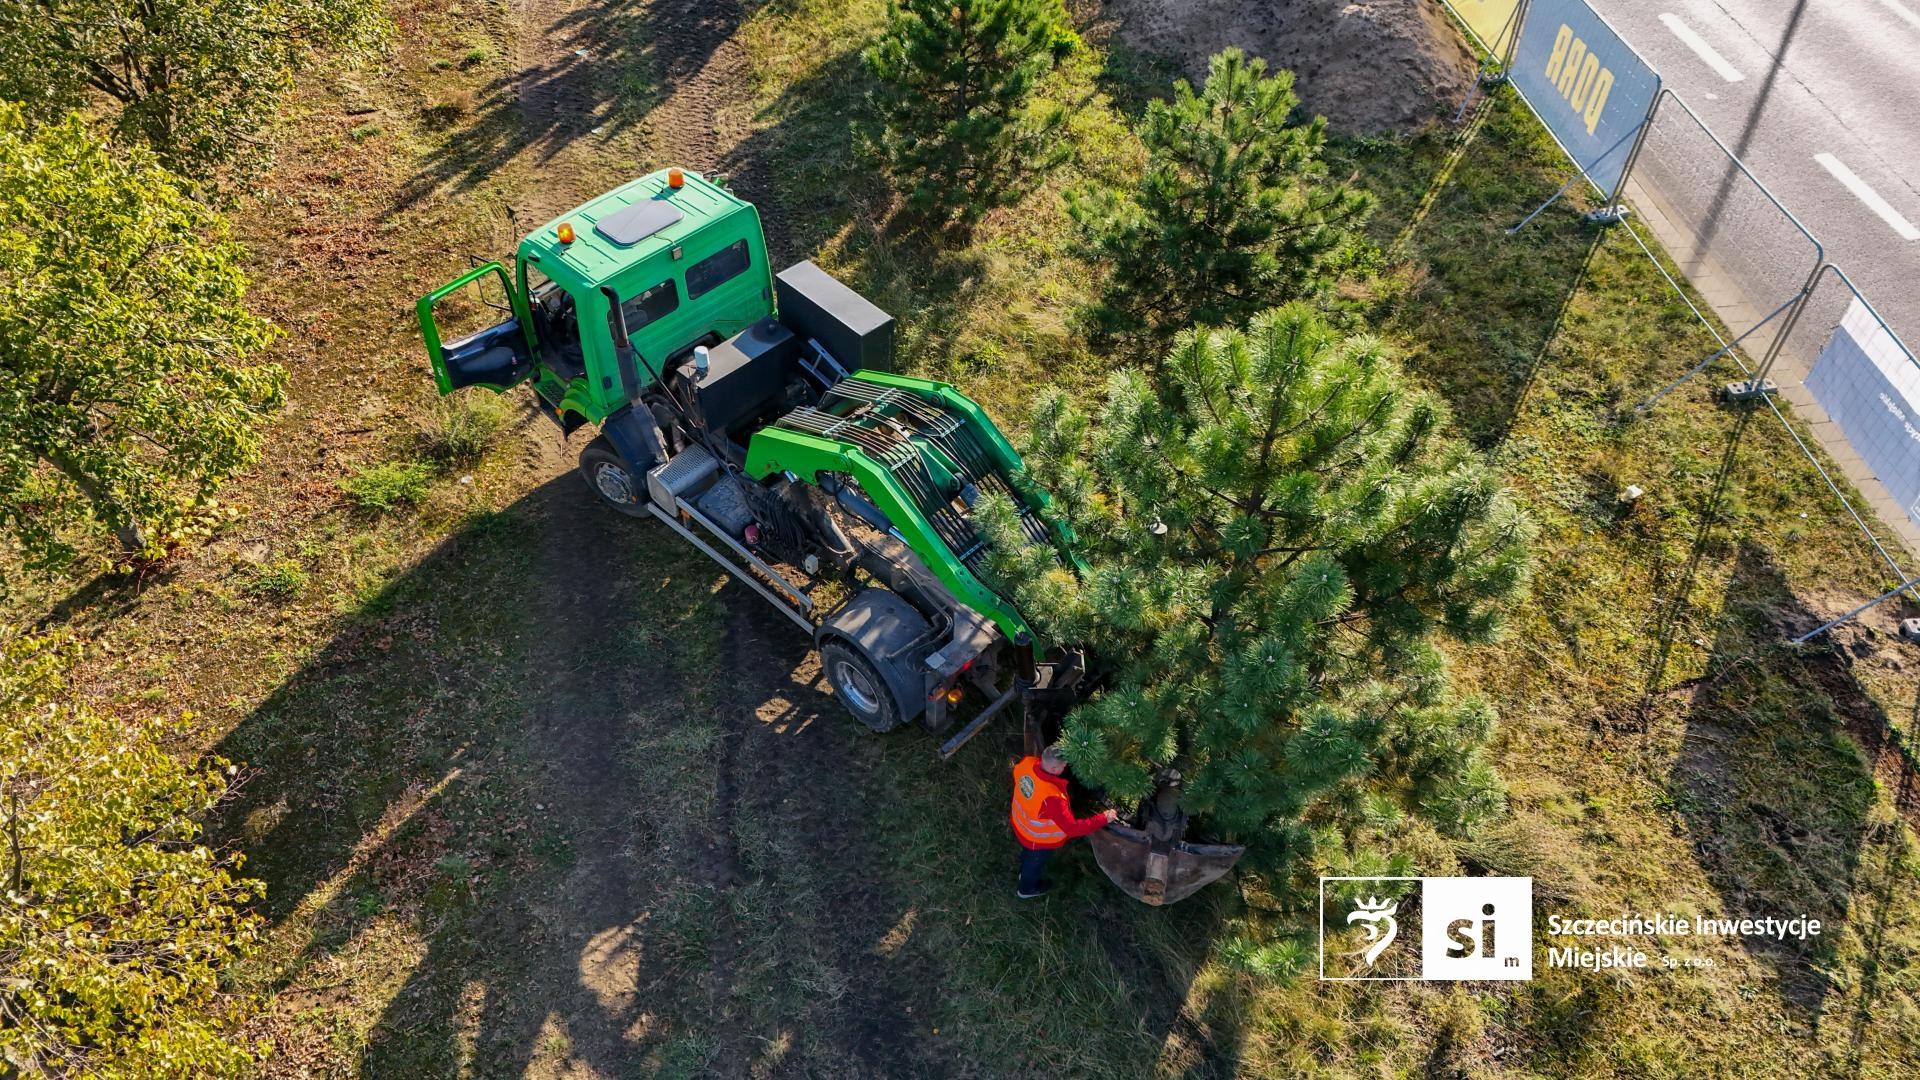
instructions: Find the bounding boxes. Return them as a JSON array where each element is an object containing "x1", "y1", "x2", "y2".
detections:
[
  {"x1": 1659, "y1": 13, "x2": 1746, "y2": 82},
  {"x1": 1814, "y1": 152, "x2": 1920, "y2": 240},
  {"x1": 1876, "y1": 0, "x2": 1920, "y2": 32}
]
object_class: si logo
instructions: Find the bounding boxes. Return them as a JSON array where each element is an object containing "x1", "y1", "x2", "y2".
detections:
[
  {"x1": 1543, "y1": 24, "x2": 1615, "y2": 135},
  {"x1": 1320, "y1": 876, "x2": 1533, "y2": 980},
  {"x1": 1019, "y1": 774, "x2": 1035, "y2": 799}
]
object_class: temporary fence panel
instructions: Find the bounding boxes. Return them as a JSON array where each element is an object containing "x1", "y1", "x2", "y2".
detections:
[
  {"x1": 1800, "y1": 284, "x2": 1920, "y2": 529},
  {"x1": 1508, "y1": 0, "x2": 1659, "y2": 198},
  {"x1": 1441, "y1": 0, "x2": 1528, "y2": 61},
  {"x1": 1449, "y1": 0, "x2": 1918, "y2": 625},
  {"x1": 1630, "y1": 90, "x2": 1823, "y2": 339},
  {"x1": 1738, "y1": 263, "x2": 1917, "y2": 580}
]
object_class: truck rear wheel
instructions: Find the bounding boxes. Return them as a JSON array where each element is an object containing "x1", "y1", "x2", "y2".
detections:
[
  {"x1": 579, "y1": 436, "x2": 648, "y2": 517},
  {"x1": 820, "y1": 639, "x2": 903, "y2": 733}
]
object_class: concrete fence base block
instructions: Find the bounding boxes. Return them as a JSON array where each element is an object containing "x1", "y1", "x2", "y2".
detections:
[{"x1": 1719, "y1": 378, "x2": 1779, "y2": 402}]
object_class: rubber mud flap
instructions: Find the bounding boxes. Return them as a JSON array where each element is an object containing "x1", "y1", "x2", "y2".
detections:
[{"x1": 1089, "y1": 825, "x2": 1244, "y2": 906}]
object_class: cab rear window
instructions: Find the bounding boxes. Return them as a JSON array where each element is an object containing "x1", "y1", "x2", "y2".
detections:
[{"x1": 685, "y1": 239, "x2": 751, "y2": 300}]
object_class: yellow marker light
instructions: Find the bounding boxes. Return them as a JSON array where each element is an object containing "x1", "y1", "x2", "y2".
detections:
[
  {"x1": 557, "y1": 222, "x2": 575, "y2": 244},
  {"x1": 667, "y1": 167, "x2": 685, "y2": 189},
  {"x1": 945, "y1": 686, "x2": 964, "y2": 705}
]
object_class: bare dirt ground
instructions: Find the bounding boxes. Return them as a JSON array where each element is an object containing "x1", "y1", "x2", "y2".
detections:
[{"x1": 1096, "y1": 0, "x2": 1478, "y2": 133}]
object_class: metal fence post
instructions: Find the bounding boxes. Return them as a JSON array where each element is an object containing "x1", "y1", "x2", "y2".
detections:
[
  {"x1": 1499, "y1": 0, "x2": 1532, "y2": 76},
  {"x1": 1791, "y1": 574, "x2": 1920, "y2": 643},
  {"x1": 1585, "y1": 89, "x2": 1662, "y2": 224},
  {"x1": 1734, "y1": 261, "x2": 1827, "y2": 399}
]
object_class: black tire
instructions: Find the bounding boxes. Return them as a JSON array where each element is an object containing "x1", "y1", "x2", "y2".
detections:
[
  {"x1": 579, "y1": 436, "x2": 649, "y2": 517},
  {"x1": 820, "y1": 639, "x2": 903, "y2": 733}
]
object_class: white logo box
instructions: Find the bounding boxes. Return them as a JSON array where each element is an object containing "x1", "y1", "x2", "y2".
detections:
[{"x1": 1320, "y1": 876, "x2": 1534, "y2": 981}]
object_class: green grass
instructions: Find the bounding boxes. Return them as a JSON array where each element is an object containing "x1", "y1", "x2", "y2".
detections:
[
  {"x1": 7, "y1": 0, "x2": 1917, "y2": 1076},
  {"x1": 341, "y1": 460, "x2": 435, "y2": 513},
  {"x1": 244, "y1": 557, "x2": 310, "y2": 599},
  {"x1": 418, "y1": 394, "x2": 509, "y2": 466}
]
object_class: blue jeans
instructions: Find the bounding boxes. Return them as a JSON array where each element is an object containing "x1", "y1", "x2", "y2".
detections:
[{"x1": 1018, "y1": 846, "x2": 1055, "y2": 894}]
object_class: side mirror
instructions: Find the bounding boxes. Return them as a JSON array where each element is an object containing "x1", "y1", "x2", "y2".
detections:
[
  {"x1": 601, "y1": 286, "x2": 641, "y2": 402},
  {"x1": 601, "y1": 286, "x2": 632, "y2": 349}
]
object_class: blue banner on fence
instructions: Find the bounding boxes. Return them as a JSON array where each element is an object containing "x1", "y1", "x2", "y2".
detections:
[
  {"x1": 1510, "y1": 0, "x2": 1660, "y2": 197},
  {"x1": 1805, "y1": 299, "x2": 1920, "y2": 527}
]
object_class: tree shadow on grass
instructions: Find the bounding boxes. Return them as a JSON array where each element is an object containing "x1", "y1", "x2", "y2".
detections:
[
  {"x1": 215, "y1": 470, "x2": 1230, "y2": 1076},
  {"x1": 714, "y1": 39, "x2": 1029, "y2": 372},
  {"x1": 391, "y1": 0, "x2": 768, "y2": 215},
  {"x1": 1360, "y1": 92, "x2": 1608, "y2": 448},
  {"x1": 1672, "y1": 540, "x2": 1919, "y2": 1036}
]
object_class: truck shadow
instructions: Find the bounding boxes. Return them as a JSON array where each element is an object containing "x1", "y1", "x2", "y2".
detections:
[
  {"x1": 1669, "y1": 540, "x2": 1918, "y2": 1036},
  {"x1": 214, "y1": 471, "x2": 1230, "y2": 1075}
]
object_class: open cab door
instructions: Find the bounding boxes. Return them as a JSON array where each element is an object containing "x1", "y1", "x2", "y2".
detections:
[{"x1": 418, "y1": 262, "x2": 538, "y2": 394}]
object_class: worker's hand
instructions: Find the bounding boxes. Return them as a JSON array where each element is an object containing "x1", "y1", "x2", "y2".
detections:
[{"x1": 1103, "y1": 809, "x2": 1122, "y2": 827}]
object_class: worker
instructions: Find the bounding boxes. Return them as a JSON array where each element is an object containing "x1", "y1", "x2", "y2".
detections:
[{"x1": 1010, "y1": 745, "x2": 1119, "y2": 899}]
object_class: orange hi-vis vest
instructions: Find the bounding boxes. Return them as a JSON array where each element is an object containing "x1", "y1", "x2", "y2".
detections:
[{"x1": 1010, "y1": 755, "x2": 1069, "y2": 847}]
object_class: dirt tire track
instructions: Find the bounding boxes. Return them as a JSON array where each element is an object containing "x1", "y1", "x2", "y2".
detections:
[
  {"x1": 709, "y1": 593, "x2": 950, "y2": 1077},
  {"x1": 480, "y1": 0, "x2": 930, "y2": 1070},
  {"x1": 634, "y1": 0, "x2": 801, "y2": 262}
]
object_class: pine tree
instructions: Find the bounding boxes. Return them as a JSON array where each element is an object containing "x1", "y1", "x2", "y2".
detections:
[
  {"x1": 977, "y1": 304, "x2": 1532, "y2": 887},
  {"x1": 1070, "y1": 49, "x2": 1374, "y2": 352},
  {"x1": 863, "y1": 0, "x2": 1076, "y2": 228}
]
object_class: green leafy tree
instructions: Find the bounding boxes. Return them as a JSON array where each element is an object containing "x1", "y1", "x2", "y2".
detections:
[
  {"x1": 0, "y1": 107, "x2": 284, "y2": 572},
  {"x1": 0, "y1": 0, "x2": 385, "y2": 179},
  {"x1": 1070, "y1": 49, "x2": 1374, "y2": 351},
  {"x1": 978, "y1": 305, "x2": 1532, "y2": 887},
  {"x1": 0, "y1": 634, "x2": 264, "y2": 1076},
  {"x1": 863, "y1": 0, "x2": 1077, "y2": 227}
]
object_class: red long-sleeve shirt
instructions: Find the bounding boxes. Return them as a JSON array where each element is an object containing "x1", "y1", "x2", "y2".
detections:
[{"x1": 1016, "y1": 794, "x2": 1112, "y2": 850}]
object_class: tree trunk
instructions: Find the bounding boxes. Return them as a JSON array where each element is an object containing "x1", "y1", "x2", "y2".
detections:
[{"x1": 46, "y1": 451, "x2": 145, "y2": 556}]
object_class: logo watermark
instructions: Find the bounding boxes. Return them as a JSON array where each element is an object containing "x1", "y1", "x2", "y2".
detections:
[
  {"x1": 1321, "y1": 876, "x2": 1826, "y2": 981},
  {"x1": 1320, "y1": 876, "x2": 1533, "y2": 981}
]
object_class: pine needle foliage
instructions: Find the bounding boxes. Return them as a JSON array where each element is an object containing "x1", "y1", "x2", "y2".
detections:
[
  {"x1": 863, "y1": 0, "x2": 1077, "y2": 228},
  {"x1": 1069, "y1": 49, "x2": 1374, "y2": 353},
  {"x1": 977, "y1": 304, "x2": 1533, "y2": 886}
]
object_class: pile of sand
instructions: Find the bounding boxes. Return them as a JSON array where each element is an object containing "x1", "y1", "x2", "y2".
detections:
[{"x1": 1098, "y1": 0, "x2": 1479, "y2": 135}]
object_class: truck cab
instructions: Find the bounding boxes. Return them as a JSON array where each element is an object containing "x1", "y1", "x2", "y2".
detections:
[{"x1": 420, "y1": 169, "x2": 793, "y2": 488}]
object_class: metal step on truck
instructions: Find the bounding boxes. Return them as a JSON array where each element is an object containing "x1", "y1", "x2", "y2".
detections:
[{"x1": 416, "y1": 167, "x2": 1242, "y2": 904}]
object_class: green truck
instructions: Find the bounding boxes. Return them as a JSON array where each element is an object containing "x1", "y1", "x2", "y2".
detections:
[{"x1": 417, "y1": 168, "x2": 1241, "y2": 904}]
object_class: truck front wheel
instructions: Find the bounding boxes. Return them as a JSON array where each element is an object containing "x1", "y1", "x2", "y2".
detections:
[{"x1": 579, "y1": 436, "x2": 649, "y2": 517}]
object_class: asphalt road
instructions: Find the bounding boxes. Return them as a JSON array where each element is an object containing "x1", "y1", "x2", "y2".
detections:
[{"x1": 1585, "y1": 0, "x2": 1920, "y2": 352}]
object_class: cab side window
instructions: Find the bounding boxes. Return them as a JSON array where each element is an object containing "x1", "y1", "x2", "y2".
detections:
[
  {"x1": 685, "y1": 240, "x2": 751, "y2": 300},
  {"x1": 613, "y1": 279, "x2": 680, "y2": 334}
]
